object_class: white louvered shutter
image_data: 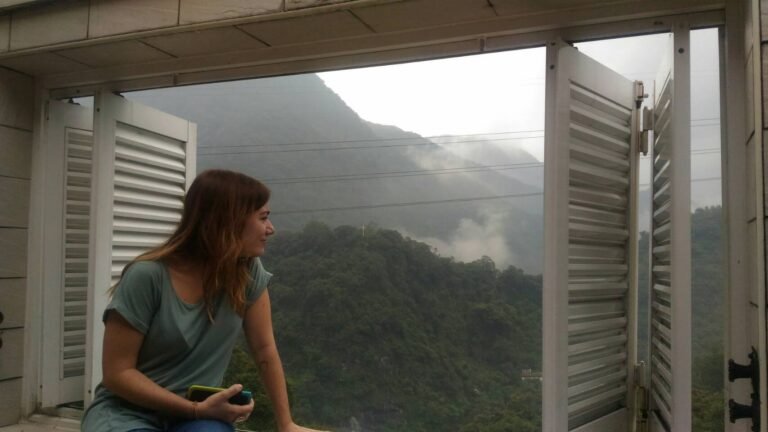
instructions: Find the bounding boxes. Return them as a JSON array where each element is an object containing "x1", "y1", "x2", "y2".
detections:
[
  {"x1": 41, "y1": 100, "x2": 93, "y2": 407},
  {"x1": 647, "y1": 28, "x2": 691, "y2": 432},
  {"x1": 85, "y1": 92, "x2": 197, "y2": 402},
  {"x1": 542, "y1": 40, "x2": 640, "y2": 432}
]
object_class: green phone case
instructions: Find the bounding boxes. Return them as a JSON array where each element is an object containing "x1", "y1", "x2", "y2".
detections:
[{"x1": 186, "y1": 385, "x2": 253, "y2": 405}]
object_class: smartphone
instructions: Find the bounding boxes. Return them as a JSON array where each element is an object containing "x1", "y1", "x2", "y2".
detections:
[{"x1": 186, "y1": 385, "x2": 253, "y2": 405}]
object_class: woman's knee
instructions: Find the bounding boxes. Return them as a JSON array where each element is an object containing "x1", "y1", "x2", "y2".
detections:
[{"x1": 169, "y1": 419, "x2": 234, "y2": 432}]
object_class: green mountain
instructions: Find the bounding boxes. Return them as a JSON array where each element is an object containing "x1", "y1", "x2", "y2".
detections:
[
  {"x1": 223, "y1": 206, "x2": 724, "y2": 432},
  {"x1": 226, "y1": 222, "x2": 541, "y2": 432},
  {"x1": 630, "y1": 206, "x2": 725, "y2": 431}
]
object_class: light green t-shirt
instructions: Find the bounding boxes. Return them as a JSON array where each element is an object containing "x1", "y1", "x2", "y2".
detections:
[{"x1": 81, "y1": 259, "x2": 271, "y2": 432}]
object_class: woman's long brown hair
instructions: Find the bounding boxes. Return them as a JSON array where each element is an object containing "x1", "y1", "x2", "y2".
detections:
[{"x1": 113, "y1": 169, "x2": 271, "y2": 320}]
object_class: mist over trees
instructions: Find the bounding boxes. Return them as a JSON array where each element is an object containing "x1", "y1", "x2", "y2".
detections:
[{"x1": 127, "y1": 74, "x2": 545, "y2": 274}]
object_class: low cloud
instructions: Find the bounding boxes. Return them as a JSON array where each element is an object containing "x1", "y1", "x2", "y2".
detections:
[{"x1": 405, "y1": 211, "x2": 517, "y2": 269}]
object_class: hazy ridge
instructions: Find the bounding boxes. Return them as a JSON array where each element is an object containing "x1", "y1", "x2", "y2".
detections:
[{"x1": 128, "y1": 74, "x2": 545, "y2": 273}]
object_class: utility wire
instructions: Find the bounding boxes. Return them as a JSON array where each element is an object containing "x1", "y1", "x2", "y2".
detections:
[
  {"x1": 275, "y1": 192, "x2": 544, "y2": 215},
  {"x1": 198, "y1": 119, "x2": 723, "y2": 155},
  {"x1": 199, "y1": 135, "x2": 545, "y2": 156},
  {"x1": 275, "y1": 176, "x2": 722, "y2": 214},
  {"x1": 641, "y1": 148, "x2": 721, "y2": 159},
  {"x1": 259, "y1": 148, "x2": 722, "y2": 185},
  {"x1": 639, "y1": 176, "x2": 722, "y2": 187},
  {"x1": 200, "y1": 139, "x2": 722, "y2": 157},
  {"x1": 265, "y1": 162, "x2": 544, "y2": 184},
  {"x1": 198, "y1": 130, "x2": 544, "y2": 149}
]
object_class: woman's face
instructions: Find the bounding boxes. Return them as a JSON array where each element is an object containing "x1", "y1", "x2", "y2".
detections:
[{"x1": 241, "y1": 204, "x2": 275, "y2": 257}]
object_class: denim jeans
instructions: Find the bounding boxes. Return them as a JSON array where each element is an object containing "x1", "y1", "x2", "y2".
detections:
[{"x1": 129, "y1": 419, "x2": 234, "y2": 432}]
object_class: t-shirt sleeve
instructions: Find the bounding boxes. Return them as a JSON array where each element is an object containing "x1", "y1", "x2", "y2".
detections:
[
  {"x1": 103, "y1": 261, "x2": 162, "y2": 334},
  {"x1": 246, "y1": 258, "x2": 272, "y2": 305}
]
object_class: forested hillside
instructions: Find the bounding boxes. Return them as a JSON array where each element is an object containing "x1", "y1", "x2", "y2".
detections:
[
  {"x1": 225, "y1": 206, "x2": 724, "y2": 431},
  {"x1": 689, "y1": 206, "x2": 725, "y2": 432},
  {"x1": 637, "y1": 206, "x2": 724, "y2": 431},
  {"x1": 226, "y1": 222, "x2": 541, "y2": 431}
]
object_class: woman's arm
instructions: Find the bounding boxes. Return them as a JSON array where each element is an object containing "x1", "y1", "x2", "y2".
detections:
[
  {"x1": 243, "y1": 290, "x2": 328, "y2": 432},
  {"x1": 102, "y1": 311, "x2": 253, "y2": 422}
]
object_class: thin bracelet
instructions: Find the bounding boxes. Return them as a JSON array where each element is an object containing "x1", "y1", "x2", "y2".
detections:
[{"x1": 192, "y1": 401, "x2": 198, "y2": 420}]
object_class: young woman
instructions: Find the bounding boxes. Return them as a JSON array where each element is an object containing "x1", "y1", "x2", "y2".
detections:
[{"x1": 81, "y1": 170, "x2": 327, "y2": 432}]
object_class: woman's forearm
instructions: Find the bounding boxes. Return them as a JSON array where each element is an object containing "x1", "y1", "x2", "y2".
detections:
[
  {"x1": 101, "y1": 313, "x2": 197, "y2": 419},
  {"x1": 254, "y1": 344, "x2": 293, "y2": 429},
  {"x1": 103, "y1": 368, "x2": 194, "y2": 419}
]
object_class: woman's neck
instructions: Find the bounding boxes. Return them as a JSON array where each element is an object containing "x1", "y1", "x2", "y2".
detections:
[{"x1": 166, "y1": 257, "x2": 205, "y2": 304}]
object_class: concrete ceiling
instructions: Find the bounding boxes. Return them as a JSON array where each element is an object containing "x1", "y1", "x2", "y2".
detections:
[{"x1": 0, "y1": 0, "x2": 725, "y2": 94}]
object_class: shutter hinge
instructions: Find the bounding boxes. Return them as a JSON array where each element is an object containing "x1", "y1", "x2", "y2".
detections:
[
  {"x1": 639, "y1": 107, "x2": 653, "y2": 156},
  {"x1": 634, "y1": 361, "x2": 649, "y2": 432},
  {"x1": 635, "y1": 81, "x2": 651, "y2": 156},
  {"x1": 634, "y1": 81, "x2": 648, "y2": 108},
  {"x1": 728, "y1": 347, "x2": 760, "y2": 431}
]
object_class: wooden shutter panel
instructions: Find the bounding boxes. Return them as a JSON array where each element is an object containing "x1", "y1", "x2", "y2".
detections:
[
  {"x1": 41, "y1": 100, "x2": 93, "y2": 407},
  {"x1": 85, "y1": 92, "x2": 197, "y2": 402},
  {"x1": 542, "y1": 40, "x2": 640, "y2": 432},
  {"x1": 647, "y1": 27, "x2": 692, "y2": 432}
]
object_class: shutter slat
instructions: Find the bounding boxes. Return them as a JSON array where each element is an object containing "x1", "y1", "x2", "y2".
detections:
[
  {"x1": 544, "y1": 44, "x2": 637, "y2": 431},
  {"x1": 564, "y1": 82, "x2": 633, "y2": 428},
  {"x1": 60, "y1": 128, "x2": 93, "y2": 385},
  {"x1": 109, "y1": 122, "x2": 190, "y2": 287}
]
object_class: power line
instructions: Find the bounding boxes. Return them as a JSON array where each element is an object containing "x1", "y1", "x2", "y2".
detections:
[
  {"x1": 275, "y1": 191, "x2": 544, "y2": 215},
  {"x1": 691, "y1": 176, "x2": 722, "y2": 182},
  {"x1": 259, "y1": 153, "x2": 720, "y2": 186},
  {"x1": 275, "y1": 175, "x2": 722, "y2": 214},
  {"x1": 198, "y1": 130, "x2": 544, "y2": 149},
  {"x1": 198, "y1": 119, "x2": 724, "y2": 155},
  {"x1": 265, "y1": 162, "x2": 544, "y2": 185},
  {"x1": 640, "y1": 147, "x2": 721, "y2": 159},
  {"x1": 199, "y1": 135, "x2": 545, "y2": 156},
  {"x1": 255, "y1": 148, "x2": 722, "y2": 185},
  {"x1": 200, "y1": 139, "x2": 723, "y2": 157},
  {"x1": 639, "y1": 177, "x2": 721, "y2": 187}
]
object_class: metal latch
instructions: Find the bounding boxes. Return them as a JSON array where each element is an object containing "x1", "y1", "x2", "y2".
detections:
[{"x1": 728, "y1": 347, "x2": 760, "y2": 431}]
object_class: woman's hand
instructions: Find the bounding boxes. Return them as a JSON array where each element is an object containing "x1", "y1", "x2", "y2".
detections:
[
  {"x1": 280, "y1": 422, "x2": 331, "y2": 432},
  {"x1": 197, "y1": 384, "x2": 254, "y2": 424}
]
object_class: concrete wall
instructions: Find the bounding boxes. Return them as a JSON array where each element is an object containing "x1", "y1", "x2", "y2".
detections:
[
  {"x1": 0, "y1": 65, "x2": 32, "y2": 427},
  {"x1": 0, "y1": 0, "x2": 357, "y2": 53},
  {"x1": 758, "y1": 6, "x2": 768, "y2": 429},
  {"x1": 761, "y1": 1, "x2": 768, "y2": 296}
]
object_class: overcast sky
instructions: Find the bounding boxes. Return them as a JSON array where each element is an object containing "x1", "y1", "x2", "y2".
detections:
[
  {"x1": 120, "y1": 28, "x2": 722, "y2": 271},
  {"x1": 319, "y1": 28, "x2": 722, "y2": 210},
  {"x1": 319, "y1": 47, "x2": 547, "y2": 160}
]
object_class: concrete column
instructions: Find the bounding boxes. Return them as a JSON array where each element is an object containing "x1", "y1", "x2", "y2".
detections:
[{"x1": 0, "y1": 65, "x2": 33, "y2": 427}]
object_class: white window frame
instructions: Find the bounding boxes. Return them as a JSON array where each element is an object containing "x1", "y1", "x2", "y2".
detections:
[
  {"x1": 86, "y1": 90, "x2": 197, "y2": 401},
  {"x1": 20, "y1": 9, "x2": 735, "y2": 427},
  {"x1": 39, "y1": 99, "x2": 93, "y2": 408},
  {"x1": 23, "y1": 90, "x2": 197, "y2": 416}
]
